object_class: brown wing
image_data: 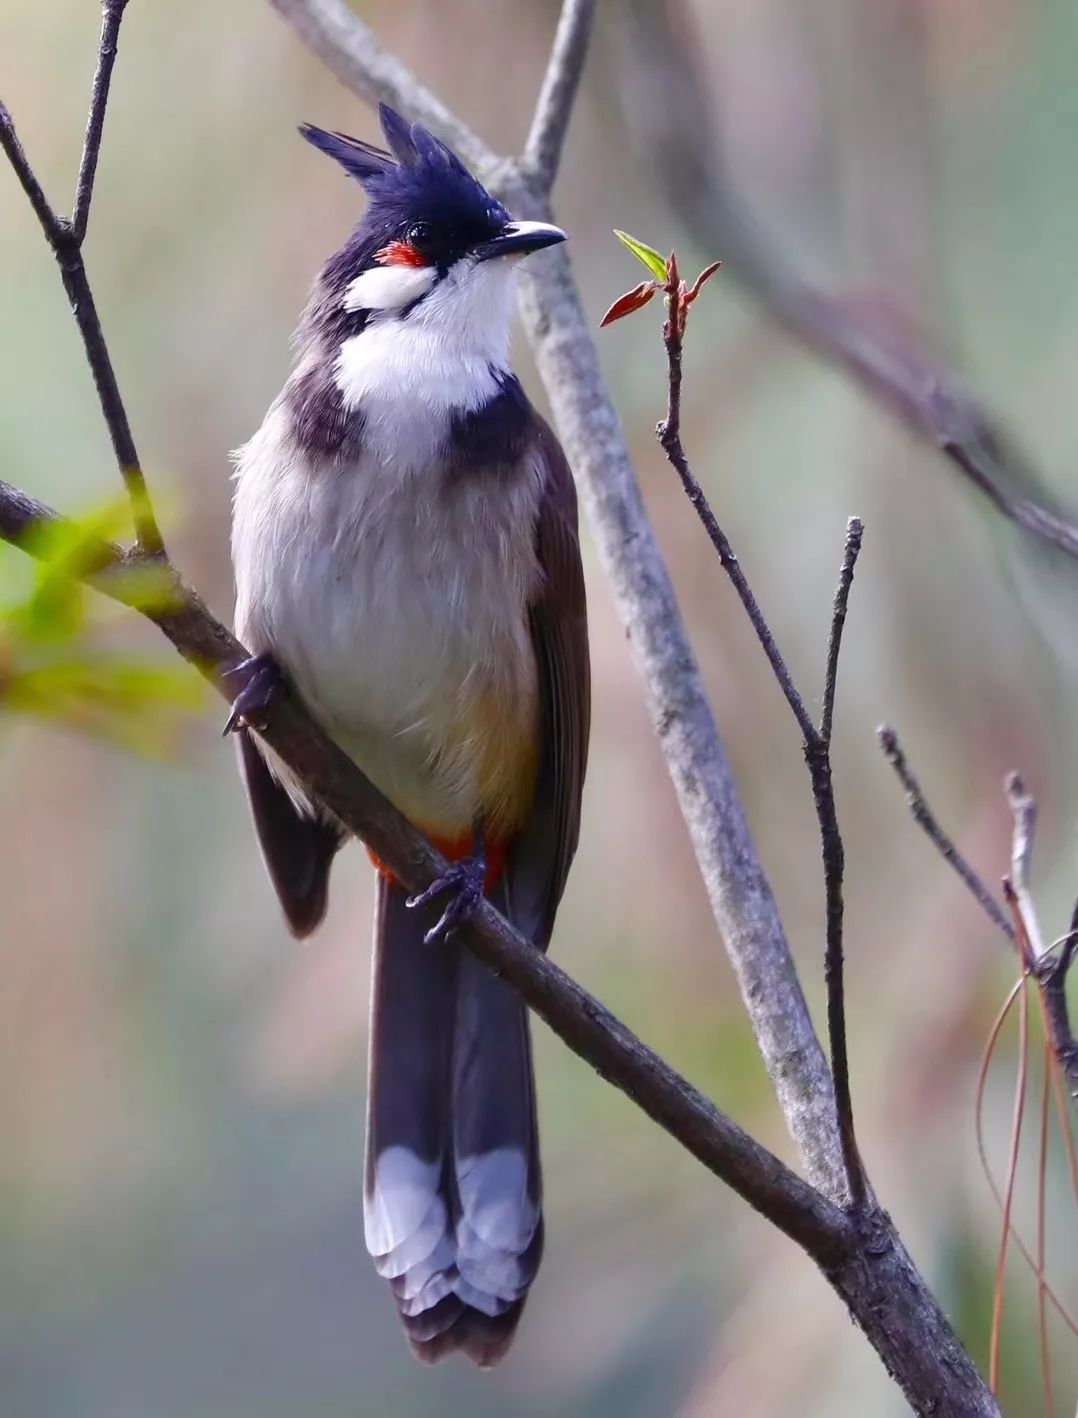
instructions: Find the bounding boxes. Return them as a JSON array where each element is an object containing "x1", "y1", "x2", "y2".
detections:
[{"x1": 503, "y1": 415, "x2": 590, "y2": 948}]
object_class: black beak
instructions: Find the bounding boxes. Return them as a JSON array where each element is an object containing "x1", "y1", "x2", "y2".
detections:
[{"x1": 473, "y1": 220, "x2": 567, "y2": 262}]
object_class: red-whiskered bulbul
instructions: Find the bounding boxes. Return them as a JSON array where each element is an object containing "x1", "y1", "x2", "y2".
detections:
[{"x1": 227, "y1": 104, "x2": 590, "y2": 1366}]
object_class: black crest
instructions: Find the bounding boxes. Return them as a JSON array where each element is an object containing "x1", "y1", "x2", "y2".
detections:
[{"x1": 300, "y1": 104, "x2": 508, "y2": 267}]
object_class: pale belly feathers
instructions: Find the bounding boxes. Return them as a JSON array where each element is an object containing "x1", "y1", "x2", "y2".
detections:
[{"x1": 232, "y1": 401, "x2": 544, "y2": 840}]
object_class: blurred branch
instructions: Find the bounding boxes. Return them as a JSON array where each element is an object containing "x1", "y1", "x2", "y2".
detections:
[
  {"x1": 622, "y1": 0, "x2": 1078, "y2": 566},
  {"x1": 265, "y1": 0, "x2": 847, "y2": 1212},
  {"x1": 0, "y1": 4, "x2": 162, "y2": 557},
  {"x1": 656, "y1": 258, "x2": 866, "y2": 1209},
  {"x1": 878, "y1": 729, "x2": 1077, "y2": 1095},
  {"x1": 267, "y1": 0, "x2": 499, "y2": 180},
  {"x1": 523, "y1": 0, "x2": 596, "y2": 187}
]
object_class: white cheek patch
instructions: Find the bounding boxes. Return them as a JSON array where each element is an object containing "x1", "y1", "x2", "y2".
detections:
[{"x1": 343, "y1": 263, "x2": 436, "y2": 312}]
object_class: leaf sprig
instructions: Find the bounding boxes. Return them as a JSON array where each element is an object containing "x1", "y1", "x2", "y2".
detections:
[{"x1": 600, "y1": 229, "x2": 721, "y2": 331}]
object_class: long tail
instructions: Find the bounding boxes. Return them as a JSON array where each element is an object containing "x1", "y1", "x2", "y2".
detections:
[{"x1": 365, "y1": 878, "x2": 543, "y2": 1366}]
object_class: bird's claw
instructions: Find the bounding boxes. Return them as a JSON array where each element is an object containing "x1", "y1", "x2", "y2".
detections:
[
  {"x1": 407, "y1": 853, "x2": 486, "y2": 945},
  {"x1": 222, "y1": 653, "x2": 284, "y2": 735}
]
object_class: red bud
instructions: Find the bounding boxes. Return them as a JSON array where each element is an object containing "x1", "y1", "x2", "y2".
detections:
[{"x1": 599, "y1": 281, "x2": 658, "y2": 328}]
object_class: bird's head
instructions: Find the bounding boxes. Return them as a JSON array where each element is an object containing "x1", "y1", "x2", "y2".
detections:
[{"x1": 300, "y1": 104, "x2": 565, "y2": 353}]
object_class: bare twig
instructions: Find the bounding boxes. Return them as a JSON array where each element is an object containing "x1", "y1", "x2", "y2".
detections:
[
  {"x1": 275, "y1": 0, "x2": 848, "y2": 1205},
  {"x1": 656, "y1": 256, "x2": 817, "y2": 749},
  {"x1": 622, "y1": 0, "x2": 1078, "y2": 567},
  {"x1": 655, "y1": 264, "x2": 866, "y2": 1209},
  {"x1": 820, "y1": 522, "x2": 863, "y2": 747},
  {"x1": 0, "y1": 12, "x2": 163, "y2": 558},
  {"x1": 72, "y1": 0, "x2": 127, "y2": 241},
  {"x1": 812, "y1": 522, "x2": 866, "y2": 1211},
  {"x1": 0, "y1": 103, "x2": 65, "y2": 248},
  {"x1": 879, "y1": 732, "x2": 1077, "y2": 1094},
  {"x1": 877, "y1": 725, "x2": 1014, "y2": 939},
  {"x1": 523, "y1": 0, "x2": 596, "y2": 188}
]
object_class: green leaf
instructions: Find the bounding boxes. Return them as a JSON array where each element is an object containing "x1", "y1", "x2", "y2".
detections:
[{"x1": 613, "y1": 230, "x2": 668, "y2": 282}]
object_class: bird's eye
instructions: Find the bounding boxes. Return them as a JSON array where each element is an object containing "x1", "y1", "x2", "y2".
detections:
[{"x1": 406, "y1": 222, "x2": 433, "y2": 247}]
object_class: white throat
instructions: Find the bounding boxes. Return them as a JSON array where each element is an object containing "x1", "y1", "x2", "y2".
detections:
[{"x1": 333, "y1": 255, "x2": 518, "y2": 470}]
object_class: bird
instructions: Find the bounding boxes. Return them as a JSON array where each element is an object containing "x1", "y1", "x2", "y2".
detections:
[{"x1": 227, "y1": 102, "x2": 590, "y2": 1367}]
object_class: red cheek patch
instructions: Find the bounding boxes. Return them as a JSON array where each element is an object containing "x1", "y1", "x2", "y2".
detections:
[{"x1": 375, "y1": 240, "x2": 427, "y2": 268}]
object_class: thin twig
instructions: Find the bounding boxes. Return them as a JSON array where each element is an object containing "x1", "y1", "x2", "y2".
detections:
[
  {"x1": 656, "y1": 262, "x2": 817, "y2": 748},
  {"x1": 0, "y1": 14, "x2": 163, "y2": 558},
  {"x1": 0, "y1": 104, "x2": 65, "y2": 249},
  {"x1": 522, "y1": 0, "x2": 596, "y2": 189},
  {"x1": 877, "y1": 725, "x2": 1015, "y2": 939},
  {"x1": 820, "y1": 520, "x2": 863, "y2": 746},
  {"x1": 812, "y1": 521, "x2": 866, "y2": 1211},
  {"x1": 656, "y1": 265, "x2": 866, "y2": 1208},
  {"x1": 72, "y1": 0, "x2": 127, "y2": 242}
]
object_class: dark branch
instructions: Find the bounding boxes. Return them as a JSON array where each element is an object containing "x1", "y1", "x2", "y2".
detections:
[
  {"x1": 877, "y1": 725, "x2": 1014, "y2": 939},
  {"x1": 820, "y1": 520, "x2": 863, "y2": 747},
  {"x1": 72, "y1": 0, "x2": 128, "y2": 242},
  {"x1": 655, "y1": 263, "x2": 866, "y2": 1208},
  {"x1": 523, "y1": 0, "x2": 596, "y2": 189},
  {"x1": 811, "y1": 521, "x2": 866, "y2": 1210},
  {"x1": 0, "y1": 6, "x2": 164, "y2": 558},
  {"x1": 656, "y1": 260, "x2": 817, "y2": 748},
  {"x1": 0, "y1": 103, "x2": 65, "y2": 250}
]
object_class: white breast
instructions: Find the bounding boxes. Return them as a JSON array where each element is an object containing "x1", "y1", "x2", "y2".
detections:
[{"x1": 231, "y1": 398, "x2": 544, "y2": 836}]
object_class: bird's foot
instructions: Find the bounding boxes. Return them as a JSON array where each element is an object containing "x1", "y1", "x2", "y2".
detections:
[
  {"x1": 222, "y1": 653, "x2": 285, "y2": 735},
  {"x1": 407, "y1": 849, "x2": 487, "y2": 945}
]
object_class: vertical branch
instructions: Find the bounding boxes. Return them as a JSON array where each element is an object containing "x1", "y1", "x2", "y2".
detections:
[{"x1": 811, "y1": 520, "x2": 865, "y2": 1210}]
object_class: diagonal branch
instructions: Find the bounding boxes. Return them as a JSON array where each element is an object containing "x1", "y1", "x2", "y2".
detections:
[
  {"x1": 72, "y1": 0, "x2": 128, "y2": 241},
  {"x1": 0, "y1": 102, "x2": 66, "y2": 249},
  {"x1": 0, "y1": 473, "x2": 846, "y2": 1260},
  {"x1": 621, "y1": 0, "x2": 1078, "y2": 567},
  {"x1": 877, "y1": 725, "x2": 1014, "y2": 940},
  {"x1": 523, "y1": 0, "x2": 596, "y2": 189}
]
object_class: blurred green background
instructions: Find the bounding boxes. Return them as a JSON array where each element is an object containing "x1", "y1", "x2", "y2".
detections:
[{"x1": 2, "y1": 1, "x2": 1076, "y2": 1414}]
